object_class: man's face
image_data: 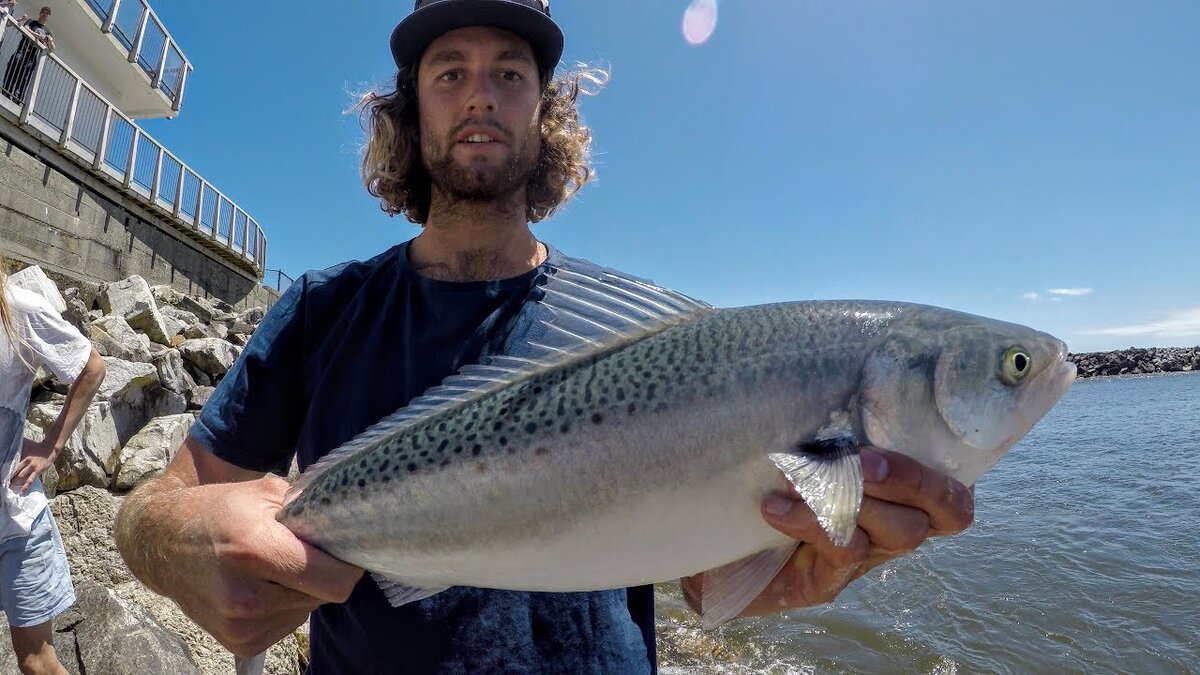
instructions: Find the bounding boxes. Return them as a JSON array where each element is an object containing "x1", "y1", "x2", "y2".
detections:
[
  {"x1": 38, "y1": 8, "x2": 49, "y2": 22},
  {"x1": 416, "y1": 26, "x2": 543, "y2": 203}
]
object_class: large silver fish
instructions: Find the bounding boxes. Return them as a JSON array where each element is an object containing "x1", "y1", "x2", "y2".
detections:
[{"x1": 278, "y1": 269, "x2": 1075, "y2": 628}]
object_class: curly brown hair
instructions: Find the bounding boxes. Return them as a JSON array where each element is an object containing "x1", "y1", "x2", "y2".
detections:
[{"x1": 359, "y1": 65, "x2": 606, "y2": 224}]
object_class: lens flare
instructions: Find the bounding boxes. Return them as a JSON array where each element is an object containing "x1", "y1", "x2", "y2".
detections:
[{"x1": 682, "y1": 0, "x2": 718, "y2": 46}]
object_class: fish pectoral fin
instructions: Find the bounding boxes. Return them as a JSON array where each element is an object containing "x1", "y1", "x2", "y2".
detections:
[
  {"x1": 769, "y1": 441, "x2": 863, "y2": 547},
  {"x1": 698, "y1": 543, "x2": 798, "y2": 630},
  {"x1": 372, "y1": 573, "x2": 449, "y2": 608}
]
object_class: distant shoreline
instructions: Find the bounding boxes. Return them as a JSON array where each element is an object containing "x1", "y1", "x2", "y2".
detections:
[{"x1": 1068, "y1": 347, "x2": 1200, "y2": 378}]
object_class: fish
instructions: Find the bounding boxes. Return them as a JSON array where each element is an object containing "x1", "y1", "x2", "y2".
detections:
[{"x1": 277, "y1": 268, "x2": 1076, "y2": 629}]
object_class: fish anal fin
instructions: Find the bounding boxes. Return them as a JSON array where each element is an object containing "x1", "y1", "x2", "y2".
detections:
[
  {"x1": 699, "y1": 543, "x2": 798, "y2": 630},
  {"x1": 769, "y1": 439, "x2": 863, "y2": 547},
  {"x1": 372, "y1": 573, "x2": 449, "y2": 608}
]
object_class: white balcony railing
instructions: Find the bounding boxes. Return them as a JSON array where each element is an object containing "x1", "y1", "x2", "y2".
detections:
[
  {"x1": 0, "y1": 16, "x2": 265, "y2": 275},
  {"x1": 84, "y1": 0, "x2": 190, "y2": 109}
]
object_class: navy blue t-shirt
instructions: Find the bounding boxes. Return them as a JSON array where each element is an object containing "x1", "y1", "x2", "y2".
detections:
[{"x1": 190, "y1": 241, "x2": 657, "y2": 675}]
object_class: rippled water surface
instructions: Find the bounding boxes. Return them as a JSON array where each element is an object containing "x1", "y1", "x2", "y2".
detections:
[{"x1": 656, "y1": 373, "x2": 1200, "y2": 674}]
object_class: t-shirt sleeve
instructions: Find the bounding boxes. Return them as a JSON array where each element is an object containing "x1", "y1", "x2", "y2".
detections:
[
  {"x1": 15, "y1": 292, "x2": 91, "y2": 384},
  {"x1": 189, "y1": 278, "x2": 312, "y2": 473}
]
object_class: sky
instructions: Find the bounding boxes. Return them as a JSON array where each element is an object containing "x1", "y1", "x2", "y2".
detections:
[{"x1": 133, "y1": 1, "x2": 1199, "y2": 353}]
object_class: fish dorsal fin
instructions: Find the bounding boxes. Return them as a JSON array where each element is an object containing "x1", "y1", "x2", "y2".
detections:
[{"x1": 285, "y1": 264, "x2": 713, "y2": 503}]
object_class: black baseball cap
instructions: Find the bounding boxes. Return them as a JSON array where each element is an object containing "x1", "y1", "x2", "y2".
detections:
[{"x1": 390, "y1": 0, "x2": 564, "y2": 77}]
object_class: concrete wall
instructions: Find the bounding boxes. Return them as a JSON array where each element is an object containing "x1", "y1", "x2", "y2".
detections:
[{"x1": 0, "y1": 115, "x2": 276, "y2": 310}]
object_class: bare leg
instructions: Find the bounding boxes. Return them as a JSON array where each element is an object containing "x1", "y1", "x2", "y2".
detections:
[{"x1": 9, "y1": 621, "x2": 69, "y2": 675}]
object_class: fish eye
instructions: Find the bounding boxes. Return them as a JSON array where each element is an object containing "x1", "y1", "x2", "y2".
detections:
[{"x1": 1001, "y1": 347, "x2": 1032, "y2": 384}]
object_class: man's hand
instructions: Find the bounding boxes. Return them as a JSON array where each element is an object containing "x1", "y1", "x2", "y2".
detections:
[
  {"x1": 682, "y1": 448, "x2": 974, "y2": 617},
  {"x1": 166, "y1": 475, "x2": 365, "y2": 655},
  {"x1": 10, "y1": 437, "x2": 56, "y2": 495},
  {"x1": 115, "y1": 442, "x2": 365, "y2": 657}
]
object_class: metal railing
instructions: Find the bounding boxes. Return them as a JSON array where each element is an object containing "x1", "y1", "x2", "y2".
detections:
[
  {"x1": 0, "y1": 16, "x2": 265, "y2": 275},
  {"x1": 86, "y1": 0, "x2": 190, "y2": 110},
  {"x1": 263, "y1": 269, "x2": 294, "y2": 295}
]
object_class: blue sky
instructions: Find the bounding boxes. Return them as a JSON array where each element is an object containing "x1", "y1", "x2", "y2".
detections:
[{"x1": 138, "y1": 1, "x2": 1198, "y2": 353}]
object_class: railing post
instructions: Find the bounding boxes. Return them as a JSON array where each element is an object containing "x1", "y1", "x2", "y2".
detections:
[
  {"x1": 149, "y1": 144, "x2": 163, "y2": 203},
  {"x1": 153, "y1": 34, "x2": 169, "y2": 88},
  {"x1": 18, "y1": 52, "x2": 48, "y2": 124},
  {"x1": 172, "y1": 165, "x2": 186, "y2": 217},
  {"x1": 172, "y1": 63, "x2": 190, "y2": 112},
  {"x1": 101, "y1": 0, "x2": 122, "y2": 33},
  {"x1": 128, "y1": 0, "x2": 149, "y2": 65},
  {"x1": 193, "y1": 180, "x2": 204, "y2": 228},
  {"x1": 122, "y1": 127, "x2": 139, "y2": 188},
  {"x1": 58, "y1": 77, "x2": 83, "y2": 148},
  {"x1": 93, "y1": 105, "x2": 113, "y2": 170}
]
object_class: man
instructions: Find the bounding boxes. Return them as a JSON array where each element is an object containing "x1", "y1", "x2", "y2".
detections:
[
  {"x1": 2, "y1": 6, "x2": 53, "y2": 104},
  {"x1": 2, "y1": 267, "x2": 107, "y2": 675},
  {"x1": 114, "y1": 1, "x2": 974, "y2": 673}
]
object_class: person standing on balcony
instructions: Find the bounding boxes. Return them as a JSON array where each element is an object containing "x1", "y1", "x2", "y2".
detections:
[
  {"x1": 0, "y1": 2, "x2": 18, "y2": 22},
  {"x1": 0, "y1": 265, "x2": 106, "y2": 675},
  {"x1": 2, "y1": 6, "x2": 53, "y2": 104}
]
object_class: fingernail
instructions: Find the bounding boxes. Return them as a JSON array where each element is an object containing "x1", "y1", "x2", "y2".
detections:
[
  {"x1": 763, "y1": 494, "x2": 795, "y2": 518},
  {"x1": 861, "y1": 450, "x2": 889, "y2": 482}
]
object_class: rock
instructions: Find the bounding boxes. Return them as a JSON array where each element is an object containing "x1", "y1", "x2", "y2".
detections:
[
  {"x1": 97, "y1": 357, "x2": 159, "y2": 401},
  {"x1": 1069, "y1": 346, "x2": 1200, "y2": 378},
  {"x1": 182, "y1": 321, "x2": 227, "y2": 340},
  {"x1": 153, "y1": 349, "x2": 196, "y2": 394},
  {"x1": 70, "y1": 581, "x2": 203, "y2": 675},
  {"x1": 109, "y1": 385, "x2": 188, "y2": 448},
  {"x1": 240, "y1": 306, "x2": 266, "y2": 325},
  {"x1": 178, "y1": 338, "x2": 241, "y2": 378},
  {"x1": 50, "y1": 487, "x2": 132, "y2": 589},
  {"x1": 112, "y1": 414, "x2": 194, "y2": 491},
  {"x1": 91, "y1": 316, "x2": 153, "y2": 363},
  {"x1": 97, "y1": 276, "x2": 172, "y2": 346},
  {"x1": 160, "y1": 305, "x2": 201, "y2": 328},
  {"x1": 188, "y1": 385, "x2": 215, "y2": 411},
  {"x1": 26, "y1": 403, "x2": 119, "y2": 491},
  {"x1": 7, "y1": 265, "x2": 66, "y2": 312},
  {"x1": 62, "y1": 296, "x2": 93, "y2": 340}
]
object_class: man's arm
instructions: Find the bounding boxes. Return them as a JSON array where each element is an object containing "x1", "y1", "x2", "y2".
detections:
[
  {"x1": 12, "y1": 348, "x2": 105, "y2": 494},
  {"x1": 114, "y1": 438, "x2": 364, "y2": 656},
  {"x1": 682, "y1": 448, "x2": 974, "y2": 616}
]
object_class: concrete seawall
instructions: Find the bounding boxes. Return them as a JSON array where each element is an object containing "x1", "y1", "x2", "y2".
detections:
[{"x1": 0, "y1": 114, "x2": 276, "y2": 309}]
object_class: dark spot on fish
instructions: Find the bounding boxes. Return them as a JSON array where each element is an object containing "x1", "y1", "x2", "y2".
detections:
[
  {"x1": 319, "y1": 497, "x2": 331, "y2": 506},
  {"x1": 441, "y1": 459, "x2": 452, "y2": 468},
  {"x1": 475, "y1": 462, "x2": 488, "y2": 474},
  {"x1": 498, "y1": 407, "x2": 509, "y2": 416},
  {"x1": 379, "y1": 460, "x2": 390, "y2": 472},
  {"x1": 493, "y1": 421, "x2": 504, "y2": 432},
  {"x1": 382, "y1": 475, "x2": 391, "y2": 483},
  {"x1": 340, "y1": 475, "x2": 348, "y2": 487},
  {"x1": 627, "y1": 403, "x2": 637, "y2": 415},
  {"x1": 407, "y1": 463, "x2": 418, "y2": 472},
  {"x1": 575, "y1": 407, "x2": 584, "y2": 416},
  {"x1": 438, "y1": 439, "x2": 449, "y2": 451},
  {"x1": 616, "y1": 388, "x2": 626, "y2": 401},
  {"x1": 472, "y1": 444, "x2": 482, "y2": 454},
  {"x1": 499, "y1": 436, "x2": 508, "y2": 446},
  {"x1": 535, "y1": 447, "x2": 550, "y2": 456},
  {"x1": 465, "y1": 433, "x2": 477, "y2": 442},
  {"x1": 599, "y1": 396, "x2": 609, "y2": 406},
  {"x1": 533, "y1": 385, "x2": 543, "y2": 394},
  {"x1": 544, "y1": 419, "x2": 554, "y2": 428},
  {"x1": 420, "y1": 450, "x2": 429, "y2": 457},
  {"x1": 525, "y1": 422, "x2": 538, "y2": 434},
  {"x1": 647, "y1": 384, "x2": 657, "y2": 401},
  {"x1": 357, "y1": 479, "x2": 365, "y2": 488},
  {"x1": 560, "y1": 423, "x2": 570, "y2": 434},
  {"x1": 592, "y1": 413, "x2": 603, "y2": 424}
]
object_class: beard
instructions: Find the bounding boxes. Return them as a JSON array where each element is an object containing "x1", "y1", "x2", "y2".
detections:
[{"x1": 423, "y1": 123, "x2": 541, "y2": 202}]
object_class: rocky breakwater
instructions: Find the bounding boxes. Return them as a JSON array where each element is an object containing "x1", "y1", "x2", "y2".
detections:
[
  {"x1": 0, "y1": 266, "x2": 302, "y2": 675},
  {"x1": 1069, "y1": 347, "x2": 1200, "y2": 378}
]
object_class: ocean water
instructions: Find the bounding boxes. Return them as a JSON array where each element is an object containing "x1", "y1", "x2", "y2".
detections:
[{"x1": 656, "y1": 373, "x2": 1200, "y2": 674}]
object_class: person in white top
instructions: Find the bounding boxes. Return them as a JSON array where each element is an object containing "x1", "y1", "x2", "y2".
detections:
[{"x1": 0, "y1": 266, "x2": 104, "y2": 675}]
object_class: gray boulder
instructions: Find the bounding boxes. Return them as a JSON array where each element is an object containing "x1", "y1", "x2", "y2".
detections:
[
  {"x1": 98, "y1": 276, "x2": 171, "y2": 346},
  {"x1": 179, "y1": 338, "x2": 241, "y2": 378},
  {"x1": 112, "y1": 414, "x2": 194, "y2": 491},
  {"x1": 91, "y1": 316, "x2": 153, "y2": 364}
]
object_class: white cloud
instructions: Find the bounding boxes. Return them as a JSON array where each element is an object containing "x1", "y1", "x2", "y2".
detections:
[
  {"x1": 1020, "y1": 292, "x2": 1040, "y2": 301},
  {"x1": 1047, "y1": 288, "x2": 1093, "y2": 297},
  {"x1": 1079, "y1": 307, "x2": 1200, "y2": 337}
]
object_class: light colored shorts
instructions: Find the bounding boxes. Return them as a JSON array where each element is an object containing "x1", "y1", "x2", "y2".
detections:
[{"x1": 0, "y1": 507, "x2": 75, "y2": 628}]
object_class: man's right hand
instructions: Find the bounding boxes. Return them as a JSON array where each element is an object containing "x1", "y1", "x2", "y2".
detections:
[{"x1": 115, "y1": 441, "x2": 364, "y2": 657}]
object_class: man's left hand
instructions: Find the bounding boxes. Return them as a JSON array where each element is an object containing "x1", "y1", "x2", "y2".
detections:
[{"x1": 682, "y1": 447, "x2": 974, "y2": 617}]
